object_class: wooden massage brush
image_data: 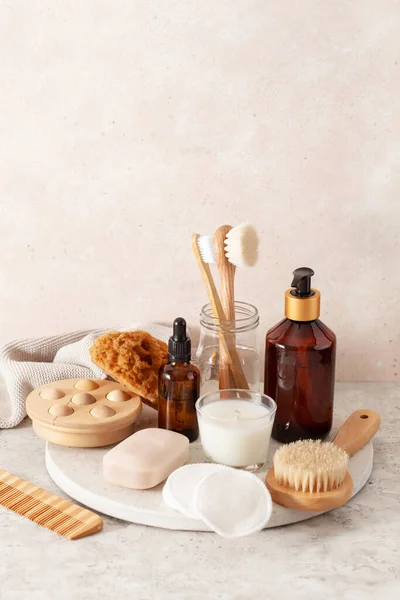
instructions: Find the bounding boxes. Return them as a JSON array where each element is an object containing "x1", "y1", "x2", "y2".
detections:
[{"x1": 265, "y1": 409, "x2": 380, "y2": 511}]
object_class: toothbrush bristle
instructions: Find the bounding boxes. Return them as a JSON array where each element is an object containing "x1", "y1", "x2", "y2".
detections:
[
  {"x1": 224, "y1": 223, "x2": 259, "y2": 267},
  {"x1": 197, "y1": 235, "x2": 216, "y2": 264}
]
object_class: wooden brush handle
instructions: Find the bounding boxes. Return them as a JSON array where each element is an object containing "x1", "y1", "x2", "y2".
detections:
[
  {"x1": 192, "y1": 234, "x2": 248, "y2": 390},
  {"x1": 332, "y1": 409, "x2": 380, "y2": 456},
  {"x1": 214, "y1": 225, "x2": 236, "y2": 323},
  {"x1": 214, "y1": 225, "x2": 236, "y2": 389},
  {"x1": 192, "y1": 234, "x2": 224, "y2": 321},
  {"x1": 213, "y1": 225, "x2": 249, "y2": 390}
]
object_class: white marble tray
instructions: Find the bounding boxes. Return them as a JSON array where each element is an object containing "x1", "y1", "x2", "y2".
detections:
[{"x1": 45, "y1": 406, "x2": 374, "y2": 531}]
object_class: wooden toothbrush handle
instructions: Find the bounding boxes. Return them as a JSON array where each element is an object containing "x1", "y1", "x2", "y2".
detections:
[
  {"x1": 214, "y1": 225, "x2": 236, "y2": 389},
  {"x1": 332, "y1": 409, "x2": 380, "y2": 457},
  {"x1": 192, "y1": 234, "x2": 223, "y2": 320},
  {"x1": 214, "y1": 225, "x2": 250, "y2": 390},
  {"x1": 192, "y1": 234, "x2": 249, "y2": 390},
  {"x1": 214, "y1": 225, "x2": 236, "y2": 323}
]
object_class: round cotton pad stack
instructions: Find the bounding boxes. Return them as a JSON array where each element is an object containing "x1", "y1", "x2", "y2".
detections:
[
  {"x1": 163, "y1": 463, "x2": 273, "y2": 537},
  {"x1": 194, "y1": 468, "x2": 273, "y2": 538},
  {"x1": 162, "y1": 463, "x2": 229, "y2": 518}
]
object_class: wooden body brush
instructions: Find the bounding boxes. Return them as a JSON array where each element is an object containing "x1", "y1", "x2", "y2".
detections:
[{"x1": 266, "y1": 409, "x2": 380, "y2": 511}]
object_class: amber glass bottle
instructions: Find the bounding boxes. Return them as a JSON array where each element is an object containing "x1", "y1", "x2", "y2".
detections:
[
  {"x1": 264, "y1": 268, "x2": 336, "y2": 443},
  {"x1": 158, "y1": 318, "x2": 200, "y2": 442}
]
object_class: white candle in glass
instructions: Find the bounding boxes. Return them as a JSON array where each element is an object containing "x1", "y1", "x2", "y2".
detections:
[{"x1": 197, "y1": 395, "x2": 276, "y2": 469}]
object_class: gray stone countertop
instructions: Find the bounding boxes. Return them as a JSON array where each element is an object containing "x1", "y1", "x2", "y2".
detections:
[{"x1": 0, "y1": 382, "x2": 399, "y2": 600}]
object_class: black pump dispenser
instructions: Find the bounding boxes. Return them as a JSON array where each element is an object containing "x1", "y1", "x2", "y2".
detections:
[
  {"x1": 168, "y1": 317, "x2": 191, "y2": 362},
  {"x1": 291, "y1": 267, "x2": 315, "y2": 297}
]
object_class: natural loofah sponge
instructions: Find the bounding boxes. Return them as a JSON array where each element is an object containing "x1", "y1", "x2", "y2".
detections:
[{"x1": 90, "y1": 330, "x2": 168, "y2": 408}]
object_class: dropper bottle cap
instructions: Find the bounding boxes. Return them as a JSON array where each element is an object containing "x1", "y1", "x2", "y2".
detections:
[
  {"x1": 168, "y1": 317, "x2": 191, "y2": 362},
  {"x1": 284, "y1": 267, "x2": 321, "y2": 321}
]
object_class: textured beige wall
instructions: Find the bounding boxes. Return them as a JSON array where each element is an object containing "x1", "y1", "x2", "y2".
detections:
[{"x1": 0, "y1": 2, "x2": 399, "y2": 381}]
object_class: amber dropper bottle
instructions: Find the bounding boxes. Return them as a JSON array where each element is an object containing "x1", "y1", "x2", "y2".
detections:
[{"x1": 158, "y1": 317, "x2": 200, "y2": 442}]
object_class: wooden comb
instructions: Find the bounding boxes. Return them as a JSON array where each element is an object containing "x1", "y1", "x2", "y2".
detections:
[{"x1": 0, "y1": 468, "x2": 103, "y2": 540}]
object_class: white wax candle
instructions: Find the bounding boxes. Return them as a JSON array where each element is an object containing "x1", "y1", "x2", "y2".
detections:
[{"x1": 198, "y1": 400, "x2": 273, "y2": 468}]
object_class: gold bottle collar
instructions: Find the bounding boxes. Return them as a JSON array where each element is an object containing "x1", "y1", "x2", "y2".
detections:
[{"x1": 284, "y1": 289, "x2": 320, "y2": 322}]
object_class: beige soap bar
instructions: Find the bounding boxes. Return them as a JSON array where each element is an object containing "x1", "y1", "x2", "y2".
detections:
[{"x1": 103, "y1": 428, "x2": 189, "y2": 490}]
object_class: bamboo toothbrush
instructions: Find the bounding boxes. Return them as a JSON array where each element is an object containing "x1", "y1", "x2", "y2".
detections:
[
  {"x1": 265, "y1": 409, "x2": 380, "y2": 511},
  {"x1": 198, "y1": 223, "x2": 259, "y2": 389},
  {"x1": 192, "y1": 234, "x2": 248, "y2": 389}
]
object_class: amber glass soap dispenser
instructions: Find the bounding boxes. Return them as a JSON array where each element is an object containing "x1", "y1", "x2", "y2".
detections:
[
  {"x1": 158, "y1": 317, "x2": 200, "y2": 442},
  {"x1": 264, "y1": 267, "x2": 336, "y2": 443}
]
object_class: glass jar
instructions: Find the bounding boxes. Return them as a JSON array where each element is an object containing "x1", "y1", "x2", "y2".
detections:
[{"x1": 195, "y1": 302, "x2": 260, "y2": 394}]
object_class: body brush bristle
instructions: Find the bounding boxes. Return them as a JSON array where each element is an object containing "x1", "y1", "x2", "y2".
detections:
[
  {"x1": 197, "y1": 223, "x2": 259, "y2": 268},
  {"x1": 224, "y1": 223, "x2": 259, "y2": 267},
  {"x1": 273, "y1": 440, "x2": 349, "y2": 493}
]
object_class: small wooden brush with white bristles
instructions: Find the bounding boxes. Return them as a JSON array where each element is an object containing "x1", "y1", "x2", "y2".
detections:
[{"x1": 266, "y1": 409, "x2": 380, "y2": 511}]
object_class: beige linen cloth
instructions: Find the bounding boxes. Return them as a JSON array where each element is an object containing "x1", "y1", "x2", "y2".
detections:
[{"x1": 0, "y1": 323, "x2": 170, "y2": 429}]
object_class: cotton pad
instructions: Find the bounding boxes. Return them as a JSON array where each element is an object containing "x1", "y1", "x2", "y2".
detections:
[
  {"x1": 162, "y1": 477, "x2": 181, "y2": 513},
  {"x1": 194, "y1": 468, "x2": 273, "y2": 538},
  {"x1": 162, "y1": 463, "x2": 229, "y2": 519}
]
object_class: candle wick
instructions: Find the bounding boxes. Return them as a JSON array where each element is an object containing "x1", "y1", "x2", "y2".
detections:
[{"x1": 234, "y1": 410, "x2": 241, "y2": 420}]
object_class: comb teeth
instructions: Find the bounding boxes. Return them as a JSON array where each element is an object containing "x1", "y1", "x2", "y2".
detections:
[
  {"x1": 273, "y1": 440, "x2": 349, "y2": 493},
  {"x1": 196, "y1": 235, "x2": 216, "y2": 264},
  {"x1": 0, "y1": 469, "x2": 103, "y2": 540}
]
